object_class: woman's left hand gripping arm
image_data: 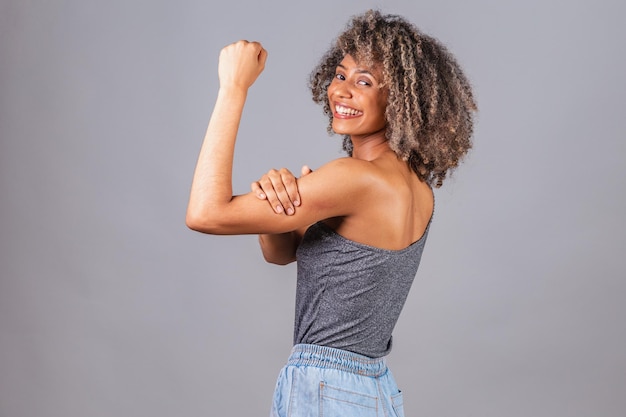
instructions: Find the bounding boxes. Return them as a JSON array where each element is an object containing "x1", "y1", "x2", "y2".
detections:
[
  {"x1": 186, "y1": 41, "x2": 268, "y2": 231},
  {"x1": 251, "y1": 165, "x2": 313, "y2": 216},
  {"x1": 252, "y1": 165, "x2": 313, "y2": 265}
]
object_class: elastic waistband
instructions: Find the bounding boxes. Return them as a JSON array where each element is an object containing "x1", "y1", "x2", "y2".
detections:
[{"x1": 287, "y1": 344, "x2": 387, "y2": 377}]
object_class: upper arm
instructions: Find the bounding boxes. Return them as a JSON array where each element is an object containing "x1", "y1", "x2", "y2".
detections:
[
  {"x1": 258, "y1": 226, "x2": 308, "y2": 265},
  {"x1": 186, "y1": 158, "x2": 376, "y2": 235}
]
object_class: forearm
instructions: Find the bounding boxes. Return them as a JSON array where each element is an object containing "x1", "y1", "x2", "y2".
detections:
[
  {"x1": 258, "y1": 232, "x2": 300, "y2": 265},
  {"x1": 186, "y1": 87, "x2": 247, "y2": 226}
]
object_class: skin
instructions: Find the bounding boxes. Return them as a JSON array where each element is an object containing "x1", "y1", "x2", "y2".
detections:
[{"x1": 187, "y1": 41, "x2": 434, "y2": 265}]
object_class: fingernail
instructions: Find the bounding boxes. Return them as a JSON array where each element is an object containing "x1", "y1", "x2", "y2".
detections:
[
  {"x1": 259, "y1": 193, "x2": 266, "y2": 199},
  {"x1": 286, "y1": 207, "x2": 294, "y2": 215},
  {"x1": 276, "y1": 205, "x2": 283, "y2": 213},
  {"x1": 294, "y1": 200, "x2": 300, "y2": 206}
]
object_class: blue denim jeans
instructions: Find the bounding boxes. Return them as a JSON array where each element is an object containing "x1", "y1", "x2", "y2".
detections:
[{"x1": 270, "y1": 344, "x2": 405, "y2": 417}]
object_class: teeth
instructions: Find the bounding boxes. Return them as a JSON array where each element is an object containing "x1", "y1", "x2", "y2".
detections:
[{"x1": 336, "y1": 105, "x2": 361, "y2": 116}]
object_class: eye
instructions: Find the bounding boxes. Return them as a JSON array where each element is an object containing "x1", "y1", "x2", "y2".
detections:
[
  {"x1": 357, "y1": 79, "x2": 371, "y2": 86},
  {"x1": 335, "y1": 73, "x2": 346, "y2": 81}
]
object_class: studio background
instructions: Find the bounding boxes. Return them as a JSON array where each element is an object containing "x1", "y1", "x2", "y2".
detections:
[{"x1": 1, "y1": 0, "x2": 624, "y2": 416}]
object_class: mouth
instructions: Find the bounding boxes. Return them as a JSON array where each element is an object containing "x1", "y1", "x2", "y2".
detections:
[{"x1": 334, "y1": 104, "x2": 363, "y2": 118}]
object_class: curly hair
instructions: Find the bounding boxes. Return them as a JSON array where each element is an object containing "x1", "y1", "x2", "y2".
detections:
[{"x1": 309, "y1": 10, "x2": 477, "y2": 187}]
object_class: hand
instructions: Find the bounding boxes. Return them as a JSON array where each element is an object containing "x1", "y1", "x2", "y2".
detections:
[
  {"x1": 252, "y1": 165, "x2": 313, "y2": 215},
  {"x1": 218, "y1": 40, "x2": 267, "y2": 91}
]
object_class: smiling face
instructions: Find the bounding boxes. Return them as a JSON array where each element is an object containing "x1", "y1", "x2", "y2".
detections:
[{"x1": 327, "y1": 54, "x2": 388, "y2": 139}]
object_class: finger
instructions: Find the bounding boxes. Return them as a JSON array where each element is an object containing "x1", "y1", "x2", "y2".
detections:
[
  {"x1": 257, "y1": 46, "x2": 268, "y2": 69},
  {"x1": 246, "y1": 41, "x2": 266, "y2": 62},
  {"x1": 258, "y1": 174, "x2": 284, "y2": 214},
  {"x1": 301, "y1": 165, "x2": 313, "y2": 176},
  {"x1": 250, "y1": 181, "x2": 266, "y2": 199},
  {"x1": 279, "y1": 168, "x2": 300, "y2": 208},
  {"x1": 292, "y1": 166, "x2": 313, "y2": 207},
  {"x1": 268, "y1": 170, "x2": 295, "y2": 215}
]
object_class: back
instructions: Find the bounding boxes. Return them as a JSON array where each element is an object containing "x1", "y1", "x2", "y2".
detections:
[
  {"x1": 294, "y1": 220, "x2": 430, "y2": 358},
  {"x1": 325, "y1": 152, "x2": 434, "y2": 251}
]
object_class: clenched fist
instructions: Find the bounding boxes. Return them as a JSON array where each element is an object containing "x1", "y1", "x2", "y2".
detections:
[{"x1": 218, "y1": 40, "x2": 268, "y2": 91}]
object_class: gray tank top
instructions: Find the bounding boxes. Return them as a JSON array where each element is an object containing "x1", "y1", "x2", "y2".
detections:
[{"x1": 294, "y1": 220, "x2": 430, "y2": 358}]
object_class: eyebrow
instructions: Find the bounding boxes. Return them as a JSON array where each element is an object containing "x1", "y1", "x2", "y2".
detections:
[{"x1": 336, "y1": 64, "x2": 377, "y2": 77}]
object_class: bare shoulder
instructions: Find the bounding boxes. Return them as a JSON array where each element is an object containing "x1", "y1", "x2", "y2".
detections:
[
  {"x1": 319, "y1": 155, "x2": 434, "y2": 249},
  {"x1": 314, "y1": 156, "x2": 378, "y2": 175},
  {"x1": 310, "y1": 157, "x2": 392, "y2": 189},
  {"x1": 297, "y1": 157, "x2": 389, "y2": 210}
]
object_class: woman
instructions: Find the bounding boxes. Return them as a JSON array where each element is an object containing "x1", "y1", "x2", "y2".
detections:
[{"x1": 187, "y1": 9, "x2": 476, "y2": 416}]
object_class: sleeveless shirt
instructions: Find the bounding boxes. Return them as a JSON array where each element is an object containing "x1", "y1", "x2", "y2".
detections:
[{"x1": 293, "y1": 221, "x2": 429, "y2": 358}]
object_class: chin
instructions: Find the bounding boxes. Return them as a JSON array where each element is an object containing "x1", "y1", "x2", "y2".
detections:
[{"x1": 331, "y1": 122, "x2": 351, "y2": 136}]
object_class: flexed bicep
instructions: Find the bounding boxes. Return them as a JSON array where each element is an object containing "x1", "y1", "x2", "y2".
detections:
[{"x1": 189, "y1": 158, "x2": 374, "y2": 235}]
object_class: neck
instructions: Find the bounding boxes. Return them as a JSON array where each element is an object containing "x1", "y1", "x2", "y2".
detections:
[{"x1": 350, "y1": 128, "x2": 390, "y2": 160}]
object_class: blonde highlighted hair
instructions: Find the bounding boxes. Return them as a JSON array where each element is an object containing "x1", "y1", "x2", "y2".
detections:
[{"x1": 310, "y1": 9, "x2": 477, "y2": 187}]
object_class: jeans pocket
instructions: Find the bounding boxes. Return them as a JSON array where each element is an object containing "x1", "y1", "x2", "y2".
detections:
[
  {"x1": 390, "y1": 391, "x2": 405, "y2": 417},
  {"x1": 319, "y1": 382, "x2": 379, "y2": 417}
]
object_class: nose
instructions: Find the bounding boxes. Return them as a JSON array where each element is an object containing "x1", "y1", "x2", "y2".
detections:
[{"x1": 331, "y1": 81, "x2": 352, "y2": 99}]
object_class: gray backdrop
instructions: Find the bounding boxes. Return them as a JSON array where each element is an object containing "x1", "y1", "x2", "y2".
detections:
[{"x1": 1, "y1": 0, "x2": 624, "y2": 416}]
